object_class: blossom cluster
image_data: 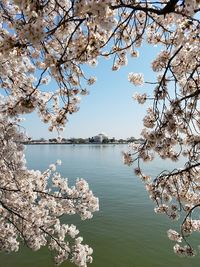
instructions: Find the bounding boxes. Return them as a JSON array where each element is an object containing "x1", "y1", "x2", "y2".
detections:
[
  {"x1": 0, "y1": 114, "x2": 99, "y2": 266},
  {"x1": 128, "y1": 73, "x2": 144, "y2": 86},
  {"x1": 173, "y1": 244, "x2": 196, "y2": 257},
  {"x1": 133, "y1": 93, "x2": 147, "y2": 104},
  {"x1": 124, "y1": 0, "x2": 200, "y2": 257}
]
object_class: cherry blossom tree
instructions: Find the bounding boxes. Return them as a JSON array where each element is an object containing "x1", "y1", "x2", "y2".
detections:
[{"x1": 0, "y1": 0, "x2": 199, "y2": 265}]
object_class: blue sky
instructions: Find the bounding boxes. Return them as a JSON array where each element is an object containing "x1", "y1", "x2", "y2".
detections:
[{"x1": 22, "y1": 44, "x2": 159, "y2": 139}]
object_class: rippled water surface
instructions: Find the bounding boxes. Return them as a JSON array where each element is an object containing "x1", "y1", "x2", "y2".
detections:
[{"x1": 1, "y1": 144, "x2": 200, "y2": 267}]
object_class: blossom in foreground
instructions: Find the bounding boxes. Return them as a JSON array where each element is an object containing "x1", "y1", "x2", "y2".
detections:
[
  {"x1": 128, "y1": 73, "x2": 144, "y2": 86},
  {"x1": 0, "y1": 115, "x2": 99, "y2": 266},
  {"x1": 133, "y1": 93, "x2": 147, "y2": 104},
  {"x1": 167, "y1": 229, "x2": 182, "y2": 243},
  {"x1": 173, "y1": 244, "x2": 196, "y2": 257},
  {"x1": 122, "y1": 152, "x2": 133, "y2": 166}
]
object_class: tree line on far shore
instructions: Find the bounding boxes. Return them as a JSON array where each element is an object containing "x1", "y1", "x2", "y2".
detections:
[{"x1": 25, "y1": 137, "x2": 144, "y2": 144}]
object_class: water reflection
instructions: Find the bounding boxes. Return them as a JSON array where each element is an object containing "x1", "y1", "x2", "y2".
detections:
[{"x1": 1, "y1": 144, "x2": 199, "y2": 267}]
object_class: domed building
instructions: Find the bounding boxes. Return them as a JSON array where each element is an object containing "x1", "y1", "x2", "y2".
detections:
[{"x1": 92, "y1": 132, "x2": 109, "y2": 143}]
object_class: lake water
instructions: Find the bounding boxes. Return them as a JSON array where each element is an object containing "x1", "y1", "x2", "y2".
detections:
[{"x1": 0, "y1": 144, "x2": 200, "y2": 267}]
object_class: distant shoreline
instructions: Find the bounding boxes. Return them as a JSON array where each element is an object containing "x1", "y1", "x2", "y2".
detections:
[{"x1": 23, "y1": 142, "x2": 130, "y2": 145}]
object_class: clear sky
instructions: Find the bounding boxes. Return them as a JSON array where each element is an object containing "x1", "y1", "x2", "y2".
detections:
[{"x1": 21, "y1": 44, "x2": 159, "y2": 140}]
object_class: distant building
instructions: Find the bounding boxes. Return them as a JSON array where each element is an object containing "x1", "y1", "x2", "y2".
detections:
[{"x1": 92, "y1": 133, "x2": 109, "y2": 143}]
